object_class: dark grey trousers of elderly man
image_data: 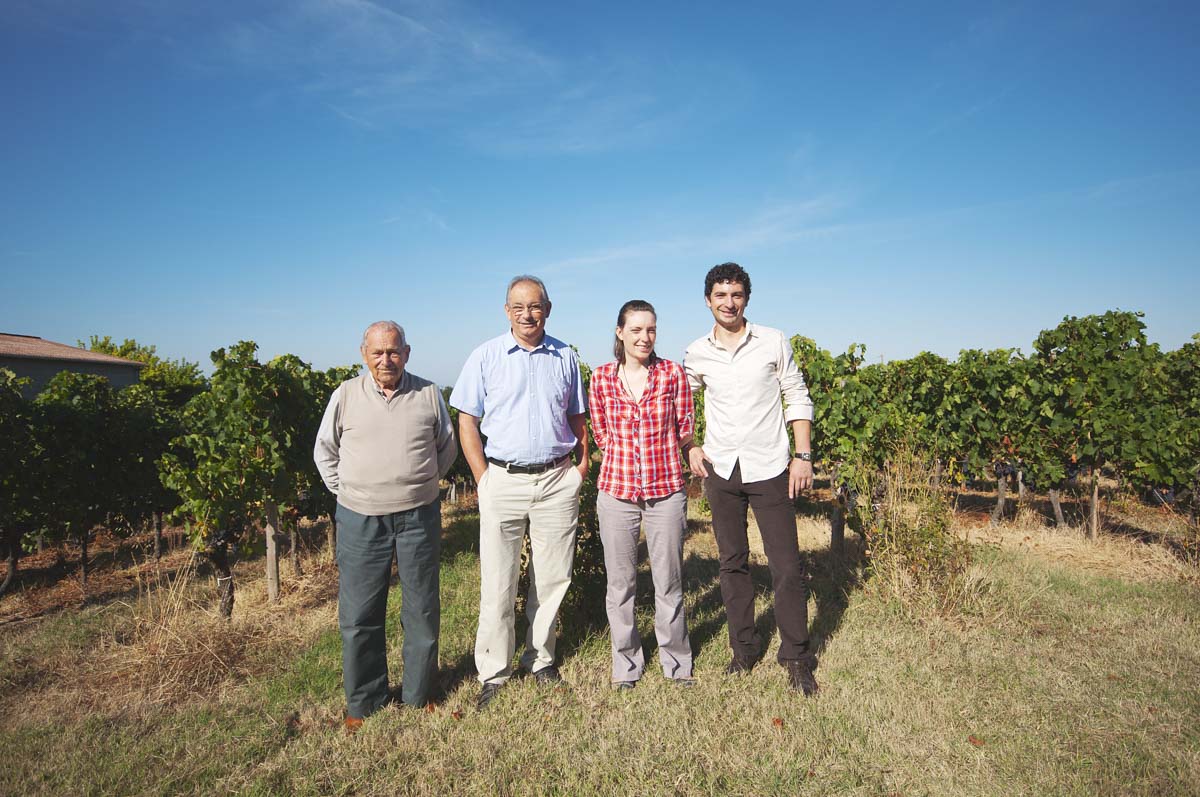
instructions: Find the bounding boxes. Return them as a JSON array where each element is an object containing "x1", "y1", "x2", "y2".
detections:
[{"x1": 336, "y1": 501, "x2": 441, "y2": 717}]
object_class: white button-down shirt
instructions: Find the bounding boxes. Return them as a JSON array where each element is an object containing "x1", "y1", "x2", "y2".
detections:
[{"x1": 683, "y1": 322, "x2": 815, "y2": 483}]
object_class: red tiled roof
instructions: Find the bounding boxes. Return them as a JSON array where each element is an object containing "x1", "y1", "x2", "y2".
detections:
[{"x1": 0, "y1": 334, "x2": 146, "y2": 368}]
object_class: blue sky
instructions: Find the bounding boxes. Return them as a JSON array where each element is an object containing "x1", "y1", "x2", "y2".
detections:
[{"x1": 3, "y1": 1, "x2": 1198, "y2": 386}]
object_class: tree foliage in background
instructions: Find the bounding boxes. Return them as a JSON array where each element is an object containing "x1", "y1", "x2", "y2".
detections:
[
  {"x1": 82, "y1": 336, "x2": 207, "y2": 408},
  {"x1": 790, "y1": 336, "x2": 906, "y2": 492},
  {"x1": 0, "y1": 370, "x2": 37, "y2": 596},
  {"x1": 159, "y1": 342, "x2": 356, "y2": 615},
  {"x1": 31, "y1": 373, "x2": 134, "y2": 593}
]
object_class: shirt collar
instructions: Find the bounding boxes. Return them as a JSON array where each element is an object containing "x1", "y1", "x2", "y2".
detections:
[
  {"x1": 505, "y1": 329, "x2": 555, "y2": 353},
  {"x1": 707, "y1": 320, "x2": 755, "y2": 350},
  {"x1": 369, "y1": 371, "x2": 408, "y2": 395}
]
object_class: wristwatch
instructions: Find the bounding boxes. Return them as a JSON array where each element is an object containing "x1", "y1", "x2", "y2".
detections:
[{"x1": 793, "y1": 451, "x2": 813, "y2": 462}]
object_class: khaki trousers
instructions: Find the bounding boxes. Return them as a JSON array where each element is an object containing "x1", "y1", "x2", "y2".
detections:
[{"x1": 475, "y1": 460, "x2": 583, "y2": 685}]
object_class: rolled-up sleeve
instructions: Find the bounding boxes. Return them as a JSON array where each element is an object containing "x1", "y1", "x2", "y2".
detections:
[
  {"x1": 590, "y1": 375, "x2": 609, "y2": 450},
  {"x1": 777, "y1": 335, "x2": 815, "y2": 423},
  {"x1": 673, "y1": 364, "x2": 695, "y2": 440},
  {"x1": 313, "y1": 388, "x2": 343, "y2": 494},
  {"x1": 433, "y1": 388, "x2": 458, "y2": 478}
]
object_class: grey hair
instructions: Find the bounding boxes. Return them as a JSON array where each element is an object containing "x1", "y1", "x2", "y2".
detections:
[
  {"x1": 360, "y1": 320, "x2": 407, "y2": 349},
  {"x1": 505, "y1": 275, "x2": 551, "y2": 307}
]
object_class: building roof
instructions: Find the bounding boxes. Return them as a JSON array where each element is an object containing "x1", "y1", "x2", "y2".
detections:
[{"x1": 0, "y1": 334, "x2": 146, "y2": 368}]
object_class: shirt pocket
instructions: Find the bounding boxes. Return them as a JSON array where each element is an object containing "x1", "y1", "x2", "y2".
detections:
[
  {"x1": 546, "y1": 358, "x2": 573, "y2": 408},
  {"x1": 647, "y1": 391, "x2": 673, "y2": 425}
]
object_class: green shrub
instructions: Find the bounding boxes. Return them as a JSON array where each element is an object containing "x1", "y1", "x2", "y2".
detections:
[{"x1": 854, "y1": 446, "x2": 973, "y2": 614}]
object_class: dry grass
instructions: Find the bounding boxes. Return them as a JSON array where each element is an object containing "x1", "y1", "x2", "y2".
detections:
[
  {"x1": 1, "y1": 547, "x2": 341, "y2": 723},
  {"x1": 94, "y1": 554, "x2": 285, "y2": 708},
  {"x1": 965, "y1": 518, "x2": 1199, "y2": 585}
]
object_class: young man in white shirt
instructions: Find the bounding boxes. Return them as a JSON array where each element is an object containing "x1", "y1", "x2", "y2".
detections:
[{"x1": 683, "y1": 262, "x2": 819, "y2": 695}]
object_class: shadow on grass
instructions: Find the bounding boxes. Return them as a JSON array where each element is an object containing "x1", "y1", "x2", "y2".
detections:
[
  {"x1": 681, "y1": 540, "x2": 865, "y2": 666},
  {"x1": 441, "y1": 510, "x2": 482, "y2": 559},
  {"x1": 555, "y1": 508, "x2": 868, "y2": 674}
]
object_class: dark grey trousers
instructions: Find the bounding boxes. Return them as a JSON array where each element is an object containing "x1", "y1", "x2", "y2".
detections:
[
  {"x1": 336, "y1": 500, "x2": 441, "y2": 718},
  {"x1": 704, "y1": 463, "x2": 810, "y2": 663}
]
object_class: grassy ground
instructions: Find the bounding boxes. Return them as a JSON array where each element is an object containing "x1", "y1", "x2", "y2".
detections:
[{"x1": 1, "y1": 503, "x2": 1198, "y2": 796}]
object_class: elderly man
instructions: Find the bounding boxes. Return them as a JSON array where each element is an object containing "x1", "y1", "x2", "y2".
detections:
[
  {"x1": 450, "y1": 275, "x2": 588, "y2": 710},
  {"x1": 683, "y1": 263, "x2": 819, "y2": 695},
  {"x1": 314, "y1": 320, "x2": 457, "y2": 732}
]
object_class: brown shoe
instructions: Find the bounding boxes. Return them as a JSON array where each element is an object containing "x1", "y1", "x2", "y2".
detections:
[
  {"x1": 726, "y1": 655, "x2": 756, "y2": 675},
  {"x1": 344, "y1": 716, "x2": 364, "y2": 735},
  {"x1": 784, "y1": 658, "x2": 818, "y2": 697}
]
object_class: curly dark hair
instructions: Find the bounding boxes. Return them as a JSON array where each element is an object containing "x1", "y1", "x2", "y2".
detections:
[{"x1": 704, "y1": 262, "x2": 751, "y2": 298}]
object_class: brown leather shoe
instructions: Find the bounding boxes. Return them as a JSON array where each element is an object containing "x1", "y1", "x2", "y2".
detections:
[
  {"x1": 784, "y1": 658, "x2": 818, "y2": 697},
  {"x1": 344, "y1": 716, "x2": 364, "y2": 735},
  {"x1": 726, "y1": 655, "x2": 756, "y2": 675}
]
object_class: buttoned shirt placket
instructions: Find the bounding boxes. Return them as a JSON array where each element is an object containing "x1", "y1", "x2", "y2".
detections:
[
  {"x1": 711, "y1": 329, "x2": 752, "y2": 460},
  {"x1": 627, "y1": 364, "x2": 659, "y2": 503}
]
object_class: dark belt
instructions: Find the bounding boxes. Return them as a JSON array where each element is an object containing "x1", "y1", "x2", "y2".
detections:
[{"x1": 487, "y1": 454, "x2": 571, "y2": 475}]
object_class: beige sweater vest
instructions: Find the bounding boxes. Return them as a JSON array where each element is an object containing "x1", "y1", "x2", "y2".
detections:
[{"x1": 334, "y1": 372, "x2": 454, "y2": 515}]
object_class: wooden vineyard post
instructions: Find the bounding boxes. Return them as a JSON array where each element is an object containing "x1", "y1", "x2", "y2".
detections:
[
  {"x1": 290, "y1": 518, "x2": 303, "y2": 578},
  {"x1": 990, "y1": 474, "x2": 1008, "y2": 525},
  {"x1": 1088, "y1": 472, "x2": 1100, "y2": 540},
  {"x1": 78, "y1": 526, "x2": 88, "y2": 598},
  {"x1": 1048, "y1": 489, "x2": 1067, "y2": 528},
  {"x1": 211, "y1": 541, "x2": 235, "y2": 619},
  {"x1": 265, "y1": 501, "x2": 282, "y2": 602},
  {"x1": 153, "y1": 510, "x2": 164, "y2": 561},
  {"x1": 830, "y1": 486, "x2": 846, "y2": 557}
]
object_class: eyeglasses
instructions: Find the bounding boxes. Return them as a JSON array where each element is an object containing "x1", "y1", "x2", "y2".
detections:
[{"x1": 507, "y1": 303, "x2": 547, "y2": 316}]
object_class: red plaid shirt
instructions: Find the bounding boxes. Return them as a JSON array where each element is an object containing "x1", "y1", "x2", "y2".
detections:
[{"x1": 590, "y1": 358, "x2": 694, "y2": 502}]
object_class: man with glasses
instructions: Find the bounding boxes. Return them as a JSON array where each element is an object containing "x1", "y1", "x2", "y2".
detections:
[{"x1": 450, "y1": 276, "x2": 589, "y2": 710}]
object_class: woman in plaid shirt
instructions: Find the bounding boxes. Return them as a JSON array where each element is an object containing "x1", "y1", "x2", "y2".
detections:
[{"x1": 590, "y1": 299, "x2": 696, "y2": 688}]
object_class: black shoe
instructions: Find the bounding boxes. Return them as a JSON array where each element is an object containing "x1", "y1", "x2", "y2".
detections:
[
  {"x1": 726, "y1": 655, "x2": 756, "y2": 675},
  {"x1": 613, "y1": 681, "x2": 636, "y2": 691},
  {"x1": 671, "y1": 677, "x2": 698, "y2": 688},
  {"x1": 532, "y1": 665, "x2": 564, "y2": 687},
  {"x1": 477, "y1": 682, "x2": 504, "y2": 710},
  {"x1": 784, "y1": 658, "x2": 818, "y2": 697}
]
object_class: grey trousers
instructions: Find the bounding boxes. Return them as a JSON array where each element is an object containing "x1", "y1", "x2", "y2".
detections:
[
  {"x1": 597, "y1": 490, "x2": 692, "y2": 682},
  {"x1": 336, "y1": 500, "x2": 441, "y2": 718}
]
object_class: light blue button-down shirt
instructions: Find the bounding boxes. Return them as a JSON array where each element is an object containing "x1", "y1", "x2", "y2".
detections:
[{"x1": 449, "y1": 331, "x2": 587, "y2": 465}]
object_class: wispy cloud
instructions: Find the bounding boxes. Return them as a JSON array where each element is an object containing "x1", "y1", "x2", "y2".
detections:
[
  {"x1": 541, "y1": 195, "x2": 853, "y2": 272},
  {"x1": 1084, "y1": 169, "x2": 1200, "y2": 207},
  {"x1": 542, "y1": 165, "x2": 1200, "y2": 275},
  {"x1": 205, "y1": 3, "x2": 741, "y2": 155},
  {"x1": 15, "y1": 1, "x2": 744, "y2": 156},
  {"x1": 381, "y1": 194, "x2": 455, "y2": 233},
  {"x1": 209, "y1": 0, "x2": 555, "y2": 108}
]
